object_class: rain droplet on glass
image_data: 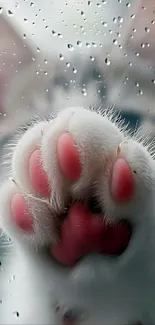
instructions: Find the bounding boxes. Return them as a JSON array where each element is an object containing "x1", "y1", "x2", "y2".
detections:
[
  {"x1": 126, "y1": 2, "x2": 131, "y2": 8},
  {"x1": 118, "y1": 16, "x2": 123, "y2": 23},
  {"x1": 131, "y1": 14, "x2": 135, "y2": 19},
  {"x1": 113, "y1": 17, "x2": 117, "y2": 23},
  {"x1": 82, "y1": 88, "x2": 87, "y2": 96},
  {"x1": 141, "y1": 43, "x2": 145, "y2": 48},
  {"x1": 90, "y1": 56, "x2": 95, "y2": 61},
  {"x1": 8, "y1": 9, "x2": 13, "y2": 16},
  {"x1": 145, "y1": 27, "x2": 150, "y2": 33},
  {"x1": 77, "y1": 40, "x2": 82, "y2": 47},
  {"x1": 52, "y1": 30, "x2": 57, "y2": 36},
  {"x1": 102, "y1": 21, "x2": 107, "y2": 27},
  {"x1": 113, "y1": 39, "x2": 118, "y2": 45},
  {"x1": 105, "y1": 57, "x2": 111, "y2": 66},
  {"x1": 59, "y1": 53, "x2": 64, "y2": 60},
  {"x1": 67, "y1": 44, "x2": 74, "y2": 51}
]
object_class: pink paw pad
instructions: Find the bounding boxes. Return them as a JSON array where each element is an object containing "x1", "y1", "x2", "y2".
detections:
[
  {"x1": 51, "y1": 203, "x2": 131, "y2": 265},
  {"x1": 111, "y1": 158, "x2": 134, "y2": 201},
  {"x1": 29, "y1": 149, "x2": 50, "y2": 197},
  {"x1": 57, "y1": 133, "x2": 81, "y2": 180},
  {"x1": 11, "y1": 194, "x2": 33, "y2": 231}
]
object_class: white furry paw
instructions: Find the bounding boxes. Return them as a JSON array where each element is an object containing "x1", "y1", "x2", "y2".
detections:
[{"x1": 0, "y1": 106, "x2": 154, "y2": 266}]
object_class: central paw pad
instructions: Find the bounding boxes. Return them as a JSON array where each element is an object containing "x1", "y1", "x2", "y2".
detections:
[{"x1": 51, "y1": 203, "x2": 132, "y2": 265}]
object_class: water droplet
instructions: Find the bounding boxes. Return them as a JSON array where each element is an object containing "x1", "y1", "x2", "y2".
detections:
[
  {"x1": 130, "y1": 14, "x2": 135, "y2": 19},
  {"x1": 58, "y1": 33, "x2": 63, "y2": 38},
  {"x1": 105, "y1": 57, "x2": 111, "y2": 66},
  {"x1": 13, "y1": 311, "x2": 19, "y2": 317},
  {"x1": 37, "y1": 47, "x2": 40, "y2": 52},
  {"x1": 59, "y1": 53, "x2": 64, "y2": 60},
  {"x1": 135, "y1": 52, "x2": 139, "y2": 57},
  {"x1": 151, "y1": 20, "x2": 155, "y2": 25},
  {"x1": 135, "y1": 82, "x2": 139, "y2": 87},
  {"x1": 66, "y1": 62, "x2": 70, "y2": 68},
  {"x1": 152, "y1": 79, "x2": 155, "y2": 84},
  {"x1": 141, "y1": 43, "x2": 145, "y2": 48},
  {"x1": 88, "y1": 1, "x2": 91, "y2": 5},
  {"x1": 67, "y1": 44, "x2": 74, "y2": 51},
  {"x1": 44, "y1": 71, "x2": 48, "y2": 75},
  {"x1": 118, "y1": 16, "x2": 123, "y2": 23},
  {"x1": 73, "y1": 68, "x2": 77, "y2": 74},
  {"x1": 126, "y1": 2, "x2": 131, "y2": 8},
  {"x1": 102, "y1": 21, "x2": 107, "y2": 27},
  {"x1": 113, "y1": 17, "x2": 117, "y2": 23},
  {"x1": 77, "y1": 40, "x2": 82, "y2": 47},
  {"x1": 90, "y1": 56, "x2": 95, "y2": 61},
  {"x1": 82, "y1": 88, "x2": 87, "y2": 96},
  {"x1": 0, "y1": 7, "x2": 3, "y2": 14},
  {"x1": 133, "y1": 28, "x2": 137, "y2": 33},
  {"x1": 52, "y1": 30, "x2": 57, "y2": 36},
  {"x1": 8, "y1": 9, "x2": 13, "y2": 16},
  {"x1": 44, "y1": 59, "x2": 48, "y2": 64},
  {"x1": 0, "y1": 299, "x2": 2, "y2": 304},
  {"x1": 113, "y1": 39, "x2": 118, "y2": 45},
  {"x1": 145, "y1": 27, "x2": 150, "y2": 33},
  {"x1": 92, "y1": 42, "x2": 97, "y2": 48},
  {"x1": 138, "y1": 89, "x2": 143, "y2": 95},
  {"x1": 86, "y1": 42, "x2": 91, "y2": 48}
]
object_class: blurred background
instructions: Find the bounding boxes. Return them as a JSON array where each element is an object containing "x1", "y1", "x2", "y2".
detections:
[
  {"x1": 0, "y1": 0, "x2": 155, "y2": 146},
  {"x1": 0, "y1": 0, "x2": 155, "y2": 259}
]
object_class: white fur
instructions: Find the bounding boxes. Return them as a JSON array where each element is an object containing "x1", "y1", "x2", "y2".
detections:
[{"x1": 0, "y1": 106, "x2": 155, "y2": 324}]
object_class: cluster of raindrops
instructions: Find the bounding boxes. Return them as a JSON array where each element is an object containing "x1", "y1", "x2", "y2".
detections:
[{"x1": 1, "y1": 0, "x2": 155, "y2": 155}]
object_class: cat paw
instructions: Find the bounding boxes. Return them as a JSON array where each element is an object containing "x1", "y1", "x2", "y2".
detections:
[{"x1": 0, "y1": 107, "x2": 152, "y2": 266}]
